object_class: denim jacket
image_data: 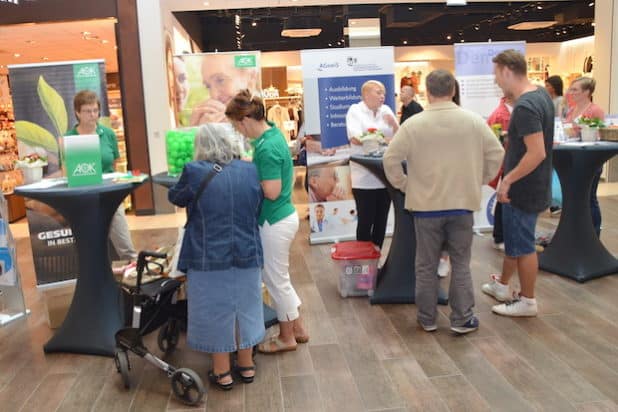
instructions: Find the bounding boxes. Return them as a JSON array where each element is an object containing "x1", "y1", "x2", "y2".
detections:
[{"x1": 169, "y1": 159, "x2": 263, "y2": 272}]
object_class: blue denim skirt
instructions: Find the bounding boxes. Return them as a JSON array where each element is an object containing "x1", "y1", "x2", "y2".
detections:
[{"x1": 186, "y1": 267, "x2": 265, "y2": 353}]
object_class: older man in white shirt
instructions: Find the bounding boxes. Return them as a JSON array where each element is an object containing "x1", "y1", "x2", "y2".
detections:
[{"x1": 345, "y1": 80, "x2": 399, "y2": 249}]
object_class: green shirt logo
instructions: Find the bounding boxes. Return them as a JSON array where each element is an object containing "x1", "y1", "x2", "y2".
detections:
[{"x1": 234, "y1": 55, "x2": 257, "y2": 68}]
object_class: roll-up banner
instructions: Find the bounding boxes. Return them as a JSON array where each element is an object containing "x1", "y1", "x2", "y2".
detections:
[
  {"x1": 8, "y1": 59, "x2": 109, "y2": 287},
  {"x1": 301, "y1": 47, "x2": 395, "y2": 244}
]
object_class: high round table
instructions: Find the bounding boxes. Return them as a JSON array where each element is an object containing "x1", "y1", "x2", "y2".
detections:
[
  {"x1": 15, "y1": 178, "x2": 145, "y2": 356},
  {"x1": 539, "y1": 141, "x2": 618, "y2": 282},
  {"x1": 349, "y1": 155, "x2": 448, "y2": 305},
  {"x1": 152, "y1": 172, "x2": 278, "y2": 328}
]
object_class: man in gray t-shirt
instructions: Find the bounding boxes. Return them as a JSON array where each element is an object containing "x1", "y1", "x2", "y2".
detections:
[{"x1": 481, "y1": 49, "x2": 555, "y2": 318}]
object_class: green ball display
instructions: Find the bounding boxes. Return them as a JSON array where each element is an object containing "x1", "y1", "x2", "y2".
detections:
[{"x1": 166, "y1": 129, "x2": 197, "y2": 176}]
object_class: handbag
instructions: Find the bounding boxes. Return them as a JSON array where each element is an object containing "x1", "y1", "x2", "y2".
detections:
[{"x1": 169, "y1": 162, "x2": 225, "y2": 277}]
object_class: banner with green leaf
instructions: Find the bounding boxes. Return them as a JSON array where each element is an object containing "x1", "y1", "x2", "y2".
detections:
[{"x1": 8, "y1": 59, "x2": 110, "y2": 286}]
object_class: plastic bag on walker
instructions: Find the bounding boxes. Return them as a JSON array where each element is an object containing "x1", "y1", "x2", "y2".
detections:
[{"x1": 168, "y1": 227, "x2": 186, "y2": 278}]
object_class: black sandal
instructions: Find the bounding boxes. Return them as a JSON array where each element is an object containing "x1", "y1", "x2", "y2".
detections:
[
  {"x1": 208, "y1": 370, "x2": 234, "y2": 391},
  {"x1": 234, "y1": 365, "x2": 256, "y2": 384}
]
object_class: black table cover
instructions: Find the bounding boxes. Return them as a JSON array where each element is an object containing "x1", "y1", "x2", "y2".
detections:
[
  {"x1": 152, "y1": 171, "x2": 278, "y2": 328},
  {"x1": 349, "y1": 155, "x2": 448, "y2": 305},
  {"x1": 539, "y1": 142, "x2": 618, "y2": 282},
  {"x1": 15, "y1": 178, "x2": 145, "y2": 356}
]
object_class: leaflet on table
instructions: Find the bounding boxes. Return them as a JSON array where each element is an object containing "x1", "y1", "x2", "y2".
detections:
[{"x1": 18, "y1": 177, "x2": 67, "y2": 190}]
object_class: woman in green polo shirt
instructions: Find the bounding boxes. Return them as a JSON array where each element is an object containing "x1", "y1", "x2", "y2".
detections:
[
  {"x1": 226, "y1": 90, "x2": 308, "y2": 354},
  {"x1": 66, "y1": 90, "x2": 137, "y2": 263}
]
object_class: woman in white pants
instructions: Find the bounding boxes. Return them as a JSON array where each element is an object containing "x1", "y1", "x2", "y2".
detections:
[{"x1": 226, "y1": 90, "x2": 308, "y2": 353}]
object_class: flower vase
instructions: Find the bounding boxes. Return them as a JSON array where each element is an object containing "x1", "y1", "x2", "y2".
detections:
[
  {"x1": 581, "y1": 125, "x2": 599, "y2": 142},
  {"x1": 21, "y1": 166, "x2": 43, "y2": 184}
]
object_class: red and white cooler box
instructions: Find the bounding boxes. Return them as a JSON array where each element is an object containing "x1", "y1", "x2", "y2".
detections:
[{"x1": 331, "y1": 241, "x2": 381, "y2": 298}]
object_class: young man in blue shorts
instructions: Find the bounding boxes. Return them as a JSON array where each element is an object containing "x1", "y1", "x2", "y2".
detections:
[{"x1": 482, "y1": 50, "x2": 555, "y2": 317}]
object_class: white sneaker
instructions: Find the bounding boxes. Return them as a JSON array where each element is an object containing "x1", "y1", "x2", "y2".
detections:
[
  {"x1": 493, "y1": 242, "x2": 505, "y2": 251},
  {"x1": 481, "y1": 274, "x2": 511, "y2": 302},
  {"x1": 437, "y1": 258, "x2": 450, "y2": 278},
  {"x1": 492, "y1": 296, "x2": 538, "y2": 317}
]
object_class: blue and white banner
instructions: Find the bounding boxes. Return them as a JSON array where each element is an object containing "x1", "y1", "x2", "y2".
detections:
[
  {"x1": 301, "y1": 47, "x2": 396, "y2": 149},
  {"x1": 301, "y1": 47, "x2": 395, "y2": 244},
  {"x1": 454, "y1": 41, "x2": 525, "y2": 118}
]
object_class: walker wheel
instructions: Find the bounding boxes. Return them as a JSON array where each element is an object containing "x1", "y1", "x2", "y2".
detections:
[
  {"x1": 158, "y1": 319, "x2": 180, "y2": 353},
  {"x1": 114, "y1": 350, "x2": 131, "y2": 389},
  {"x1": 171, "y1": 368, "x2": 205, "y2": 406}
]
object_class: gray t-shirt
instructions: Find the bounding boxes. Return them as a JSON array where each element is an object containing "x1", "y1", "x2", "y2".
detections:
[{"x1": 504, "y1": 87, "x2": 555, "y2": 213}]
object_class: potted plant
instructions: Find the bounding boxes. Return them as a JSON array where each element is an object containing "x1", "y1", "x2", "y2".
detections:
[
  {"x1": 14, "y1": 152, "x2": 48, "y2": 184},
  {"x1": 577, "y1": 116, "x2": 605, "y2": 142},
  {"x1": 359, "y1": 128, "x2": 385, "y2": 154}
]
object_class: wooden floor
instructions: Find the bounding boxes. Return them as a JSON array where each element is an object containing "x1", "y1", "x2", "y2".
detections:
[{"x1": 2, "y1": 197, "x2": 618, "y2": 412}]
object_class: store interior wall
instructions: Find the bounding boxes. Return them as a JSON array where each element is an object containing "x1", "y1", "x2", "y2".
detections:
[{"x1": 138, "y1": 2, "x2": 613, "y2": 213}]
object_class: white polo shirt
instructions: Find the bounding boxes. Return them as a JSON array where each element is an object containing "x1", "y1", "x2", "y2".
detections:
[{"x1": 345, "y1": 101, "x2": 397, "y2": 189}]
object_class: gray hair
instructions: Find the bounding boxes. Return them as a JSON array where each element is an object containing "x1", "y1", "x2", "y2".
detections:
[
  {"x1": 193, "y1": 123, "x2": 239, "y2": 164},
  {"x1": 426, "y1": 69, "x2": 456, "y2": 98}
]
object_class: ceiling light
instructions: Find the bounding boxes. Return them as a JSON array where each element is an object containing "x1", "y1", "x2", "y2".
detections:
[
  {"x1": 203, "y1": 1, "x2": 209, "y2": 5},
  {"x1": 537, "y1": 5, "x2": 543, "y2": 10},
  {"x1": 446, "y1": 34, "x2": 452, "y2": 40},
  {"x1": 251, "y1": 20, "x2": 257, "y2": 27},
  {"x1": 101, "y1": 39, "x2": 109, "y2": 44},
  {"x1": 474, "y1": 25, "x2": 480, "y2": 31},
  {"x1": 592, "y1": 22, "x2": 596, "y2": 27},
  {"x1": 13, "y1": 53, "x2": 20, "y2": 58},
  {"x1": 234, "y1": 14, "x2": 240, "y2": 25},
  {"x1": 328, "y1": 43, "x2": 332, "y2": 47},
  {"x1": 403, "y1": 40, "x2": 408, "y2": 45},
  {"x1": 589, "y1": 2, "x2": 594, "y2": 6},
  {"x1": 508, "y1": 21, "x2": 556, "y2": 30},
  {"x1": 446, "y1": 0, "x2": 467, "y2": 6},
  {"x1": 281, "y1": 16, "x2": 322, "y2": 38},
  {"x1": 42, "y1": 57, "x2": 49, "y2": 61}
]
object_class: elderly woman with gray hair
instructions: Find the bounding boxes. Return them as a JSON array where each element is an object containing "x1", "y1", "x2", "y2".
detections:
[{"x1": 168, "y1": 123, "x2": 264, "y2": 391}]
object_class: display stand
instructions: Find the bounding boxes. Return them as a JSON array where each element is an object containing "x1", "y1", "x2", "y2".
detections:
[
  {"x1": 0, "y1": 193, "x2": 29, "y2": 326},
  {"x1": 539, "y1": 142, "x2": 618, "y2": 281},
  {"x1": 349, "y1": 155, "x2": 448, "y2": 305}
]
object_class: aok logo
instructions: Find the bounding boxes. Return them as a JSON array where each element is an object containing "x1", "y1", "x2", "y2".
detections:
[
  {"x1": 76, "y1": 66, "x2": 97, "y2": 78},
  {"x1": 72, "y1": 162, "x2": 97, "y2": 176}
]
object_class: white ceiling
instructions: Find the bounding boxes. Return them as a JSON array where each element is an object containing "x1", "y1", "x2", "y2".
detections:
[{"x1": 0, "y1": 19, "x2": 118, "y2": 76}]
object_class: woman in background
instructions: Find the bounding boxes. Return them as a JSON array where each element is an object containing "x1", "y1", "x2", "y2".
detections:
[
  {"x1": 565, "y1": 77, "x2": 605, "y2": 236},
  {"x1": 169, "y1": 124, "x2": 264, "y2": 390},
  {"x1": 545, "y1": 75, "x2": 567, "y2": 119},
  {"x1": 66, "y1": 90, "x2": 137, "y2": 263},
  {"x1": 226, "y1": 90, "x2": 309, "y2": 354}
]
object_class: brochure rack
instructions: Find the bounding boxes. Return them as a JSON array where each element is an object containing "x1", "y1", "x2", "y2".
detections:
[{"x1": 0, "y1": 193, "x2": 28, "y2": 326}]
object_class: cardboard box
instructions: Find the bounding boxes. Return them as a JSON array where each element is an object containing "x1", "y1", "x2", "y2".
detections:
[
  {"x1": 41, "y1": 283, "x2": 75, "y2": 329},
  {"x1": 61, "y1": 134, "x2": 102, "y2": 187}
]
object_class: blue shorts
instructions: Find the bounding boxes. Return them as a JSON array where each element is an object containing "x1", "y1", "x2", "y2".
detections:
[{"x1": 502, "y1": 203, "x2": 538, "y2": 257}]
